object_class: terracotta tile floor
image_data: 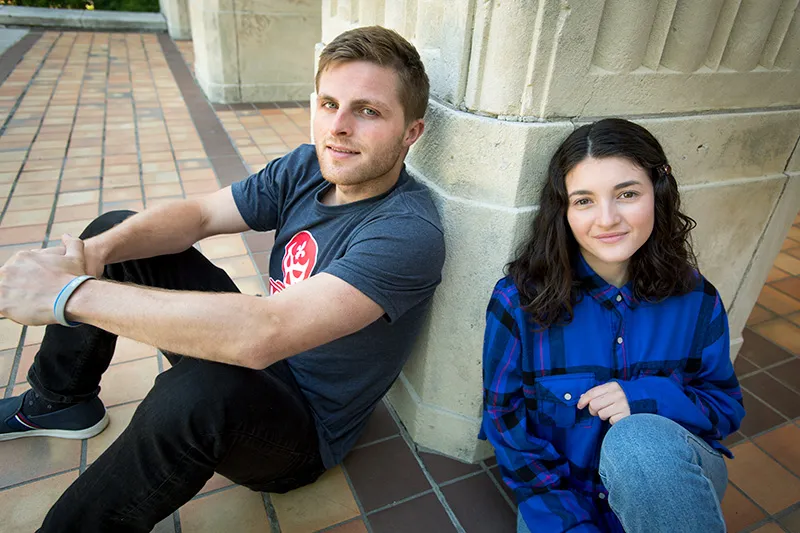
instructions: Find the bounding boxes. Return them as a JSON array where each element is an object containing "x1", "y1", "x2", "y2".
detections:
[{"x1": 0, "y1": 30, "x2": 799, "y2": 532}]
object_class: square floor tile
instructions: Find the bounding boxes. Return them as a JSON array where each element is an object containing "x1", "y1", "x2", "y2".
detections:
[
  {"x1": 243, "y1": 231, "x2": 274, "y2": 253},
  {"x1": 752, "y1": 319, "x2": 800, "y2": 355},
  {"x1": 751, "y1": 522, "x2": 785, "y2": 533},
  {"x1": 747, "y1": 305, "x2": 776, "y2": 327},
  {"x1": 420, "y1": 452, "x2": 482, "y2": 485},
  {"x1": 441, "y1": 472, "x2": 516, "y2": 533},
  {"x1": 739, "y1": 329, "x2": 793, "y2": 368},
  {"x1": 0, "y1": 437, "x2": 81, "y2": 489},
  {"x1": 754, "y1": 424, "x2": 800, "y2": 477},
  {"x1": 53, "y1": 203, "x2": 99, "y2": 223},
  {"x1": 721, "y1": 484, "x2": 765, "y2": 533},
  {"x1": 57, "y1": 190, "x2": 99, "y2": 208},
  {"x1": 271, "y1": 466, "x2": 359, "y2": 533},
  {"x1": 739, "y1": 390, "x2": 785, "y2": 437},
  {"x1": 734, "y1": 356, "x2": 758, "y2": 377},
  {"x1": 197, "y1": 472, "x2": 234, "y2": 496},
  {"x1": 198, "y1": 234, "x2": 247, "y2": 260},
  {"x1": 722, "y1": 431, "x2": 747, "y2": 449},
  {"x1": 325, "y1": 519, "x2": 368, "y2": 533},
  {"x1": 98, "y1": 357, "x2": 158, "y2": 407},
  {"x1": 24, "y1": 326, "x2": 45, "y2": 346},
  {"x1": 16, "y1": 343, "x2": 38, "y2": 383},
  {"x1": 0, "y1": 349, "x2": 14, "y2": 386},
  {"x1": 771, "y1": 278, "x2": 800, "y2": 302},
  {"x1": 757, "y1": 286, "x2": 800, "y2": 315},
  {"x1": 774, "y1": 254, "x2": 800, "y2": 276},
  {"x1": 344, "y1": 437, "x2": 431, "y2": 512},
  {"x1": 487, "y1": 465, "x2": 515, "y2": 504},
  {"x1": 768, "y1": 358, "x2": 800, "y2": 391},
  {"x1": 212, "y1": 255, "x2": 257, "y2": 279},
  {"x1": 0, "y1": 224, "x2": 46, "y2": 246},
  {"x1": 740, "y1": 372, "x2": 800, "y2": 418},
  {"x1": 0, "y1": 470, "x2": 78, "y2": 533},
  {"x1": 355, "y1": 400, "x2": 399, "y2": 447},
  {"x1": 368, "y1": 493, "x2": 456, "y2": 533},
  {"x1": 778, "y1": 506, "x2": 800, "y2": 533},
  {"x1": 179, "y1": 485, "x2": 270, "y2": 532},
  {"x1": 1, "y1": 208, "x2": 51, "y2": 228},
  {"x1": 727, "y1": 442, "x2": 800, "y2": 514},
  {"x1": 113, "y1": 337, "x2": 157, "y2": 363},
  {"x1": 0, "y1": 319, "x2": 23, "y2": 351},
  {"x1": 86, "y1": 401, "x2": 140, "y2": 463}
]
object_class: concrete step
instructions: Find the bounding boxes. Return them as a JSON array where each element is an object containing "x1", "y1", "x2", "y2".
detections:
[{"x1": 0, "y1": 5, "x2": 166, "y2": 32}]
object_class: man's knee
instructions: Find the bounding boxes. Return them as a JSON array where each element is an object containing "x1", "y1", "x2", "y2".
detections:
[{"x1": 79, "y1": 210, "x2": 137, "y2": 240}]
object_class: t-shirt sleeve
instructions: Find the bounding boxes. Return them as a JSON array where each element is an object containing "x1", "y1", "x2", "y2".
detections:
[
  {"x1": 231, "y1": 158, "x2": 282, "y2": 232},
  {"x1": 323, "y1": 215, "x2": 445, "y2": 323}
]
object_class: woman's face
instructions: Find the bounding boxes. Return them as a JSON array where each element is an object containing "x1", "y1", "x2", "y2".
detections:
[{"x1": 565, "y1": 156, "x2": 655, "y2": 286}]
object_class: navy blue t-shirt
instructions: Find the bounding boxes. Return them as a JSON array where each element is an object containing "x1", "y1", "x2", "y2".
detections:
[{"x1": 231, "y1": 144, "x2": 445, "y2": 467}]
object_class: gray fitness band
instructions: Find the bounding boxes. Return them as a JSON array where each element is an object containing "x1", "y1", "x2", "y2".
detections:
[{"x1": 53, "y1": 275, "x2": 95, "y2": 327}]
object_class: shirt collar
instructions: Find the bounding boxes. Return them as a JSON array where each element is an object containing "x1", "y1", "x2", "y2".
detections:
[{"x1": 574, "y1": 253, "x2": 640, "y2": 309}]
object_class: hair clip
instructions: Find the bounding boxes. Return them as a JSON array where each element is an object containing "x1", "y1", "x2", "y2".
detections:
[{"x1": 659, "y1": 164, "x2": 671, "y2": 176}]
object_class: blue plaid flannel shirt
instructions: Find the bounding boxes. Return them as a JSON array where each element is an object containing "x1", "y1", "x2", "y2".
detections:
[{"x1": 480, "y1": 257, "x2": 745, "y2": 532}]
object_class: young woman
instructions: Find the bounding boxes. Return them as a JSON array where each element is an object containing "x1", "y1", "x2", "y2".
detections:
[{"x1": 481, "y1": 118, "x2": 745, "y2": 533}]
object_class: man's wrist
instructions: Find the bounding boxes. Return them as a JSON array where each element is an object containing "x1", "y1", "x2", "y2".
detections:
[{"x1": 62, "y1": 278, "x2": 100, "y2": 326}]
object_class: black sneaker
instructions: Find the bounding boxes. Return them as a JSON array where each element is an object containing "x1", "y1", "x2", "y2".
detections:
[{"x1": 0, "y1": 391, "x2": 109, "y2": 441}]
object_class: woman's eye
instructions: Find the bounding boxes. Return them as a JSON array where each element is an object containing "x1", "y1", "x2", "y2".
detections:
[
  {"x1": 575, "y1": 198, "x2": 591, "y2": 206},
  {"x1": 619, "y1": 191, "x2": 638, "y2": 199}
]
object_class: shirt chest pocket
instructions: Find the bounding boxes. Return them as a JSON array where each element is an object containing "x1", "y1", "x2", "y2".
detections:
[{"x1": 534, "y1": 373, "x2": 597, "y2": 428}]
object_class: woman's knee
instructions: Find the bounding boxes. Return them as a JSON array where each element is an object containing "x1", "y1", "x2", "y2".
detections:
[
  {"x1": 599, "y1": 414, "x2": 690, "y2": 487},
  {"x1": 79, "y1": 210, "x2": 137, "y2": 240}
]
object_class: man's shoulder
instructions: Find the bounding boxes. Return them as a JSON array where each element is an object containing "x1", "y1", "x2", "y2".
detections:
[
  {"x1": 377, "y1": 172, "x2": 443, "y2": 235},
  {"x1": 272, "y1": 143, "x2": 319, "y2": 176}
]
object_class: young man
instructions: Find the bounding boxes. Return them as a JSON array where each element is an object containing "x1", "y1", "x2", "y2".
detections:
[{"x1": 0, "y1": 26, "x2": 444, "y2": 532}]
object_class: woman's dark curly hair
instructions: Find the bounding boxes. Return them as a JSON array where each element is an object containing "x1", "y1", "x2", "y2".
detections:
[{"x1": 508, "y1": 118, "x2": 698, "y2": 329}]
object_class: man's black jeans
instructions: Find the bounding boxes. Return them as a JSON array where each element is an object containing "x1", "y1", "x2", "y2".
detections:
[{"x1": 30, "y1": 211, "x2": 325, "y2": 533}]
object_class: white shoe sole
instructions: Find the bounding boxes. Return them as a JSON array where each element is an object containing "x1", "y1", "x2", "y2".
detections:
[{"x1": 0, "y1": 412, "x2": 110, "y2": 441}]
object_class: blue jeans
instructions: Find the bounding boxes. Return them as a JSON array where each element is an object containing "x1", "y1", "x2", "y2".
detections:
[{"x1": 517, "y1": 414, "x2": 727, "y2": 532}]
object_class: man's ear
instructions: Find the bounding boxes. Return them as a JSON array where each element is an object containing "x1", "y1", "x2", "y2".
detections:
[{"x1": 403, "y1": 119, "x2": 425, "y2": 148}]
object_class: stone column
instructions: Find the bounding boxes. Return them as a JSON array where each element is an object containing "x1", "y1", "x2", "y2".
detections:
[
  {"x1": 192, "y1": 0, "x2": 321, "y2": 103},
  {"x1": 159, "y1": 0, "x2": 192, "y2": 40},
  {"x1": 321, "y1": 0, "x2": 800, "y2": 462}
]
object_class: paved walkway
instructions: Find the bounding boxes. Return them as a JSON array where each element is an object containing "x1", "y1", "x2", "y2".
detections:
[{"x1": 0, "y1": 30, "x2": 798, "y2": 533}]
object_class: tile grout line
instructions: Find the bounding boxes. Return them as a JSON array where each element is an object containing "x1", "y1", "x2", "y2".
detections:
[
  {"x1": 340, "y1": 463, "x2": 376, "y2": 533},
  {"x1": 260, "y1": 492, "x2": 282, "y2": 533},
  {"x1": 120, "y1": 33, "x2": 147, "y2": 211},
  {"x1": 5, "y1": 327, "x2": 28, "y2": 398},
  {"x1": 363, "y1": 488, "x2": 435, "y2": 516},
  {"x1": 0, "y1": 466, "x2": 80, "y2": 493},
  {"x1": 0, "y1": 34, "x2": 60, "y2": 225},
  {"x1": 139, "y1": 33, "x2": 187, "y2": 203},
  {"x1": 42, "y1": 32, "x2": 93, "y2": 246},
  {"x1": 94, "y1": 30, "x2": 110, "y2": 216},
  {"x1": 382, "y1": 400, "x2": 467, "y2": 533},
  {"x1": 480, "y1": 461, "x2": 517, "y2": 511}
]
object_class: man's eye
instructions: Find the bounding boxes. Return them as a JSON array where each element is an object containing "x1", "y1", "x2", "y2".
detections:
[
  {"x1": 322, "y1": 101, "x2": 336, "y2": 109},
  {"x1": 362, "y1": 108, "x2": 378, "y2": 117}
]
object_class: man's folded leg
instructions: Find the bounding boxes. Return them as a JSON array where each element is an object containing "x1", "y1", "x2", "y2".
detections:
[
  {"x1": 39, "y1": 357, "x2": 323, "y2": 533},
  {"x1": 0, "y1": 210, "x2": 240, "y2": 441}
]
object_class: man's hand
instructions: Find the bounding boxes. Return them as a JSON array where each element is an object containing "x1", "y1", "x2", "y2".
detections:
[
  {"x1": 0, "y1": 235, "x2": 89, "y2": 326},
  {"x1": 577, "y1": 382, "x2": 631, "y2": 425}
]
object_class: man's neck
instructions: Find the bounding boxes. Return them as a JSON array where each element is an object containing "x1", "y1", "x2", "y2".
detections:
[{"x1": 323, "y1": 169, "x2": 403, "y2": 206}]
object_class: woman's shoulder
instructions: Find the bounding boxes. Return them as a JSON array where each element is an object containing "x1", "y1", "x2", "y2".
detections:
[{"x1": 491, "y1": 275, "x2": 522, "y2": 304}]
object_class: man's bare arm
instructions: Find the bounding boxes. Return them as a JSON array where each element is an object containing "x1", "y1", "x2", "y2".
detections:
[
  {"x1": 64, "y1": 272, "x2": 384, "y2": 369},
  {"x1": 85, "y1": 187, "x2": 249, "y2": 274}
]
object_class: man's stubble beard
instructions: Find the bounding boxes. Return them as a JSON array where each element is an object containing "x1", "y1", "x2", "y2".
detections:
[{"x1": 316, "y1": 137, "x2": 406, "y2": 186}]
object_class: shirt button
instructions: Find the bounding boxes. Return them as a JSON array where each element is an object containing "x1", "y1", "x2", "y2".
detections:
[
  {"x1": 615, "y1": 294, "x2": 622, "y2": 302},
  {"x1": 599, "y1": 493, "x2": 606, "y2": 500},
  {"x1": 616, "y1": 337, "x2": 623, "y2": 344},
  {"x1": 564, "y1": 393, "x2": 572, "y2": 401}
]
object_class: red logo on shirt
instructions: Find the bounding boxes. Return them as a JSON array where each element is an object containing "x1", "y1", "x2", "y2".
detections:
[{"x1": 269, "y1": 230, "x2": 318, "y2": 295}]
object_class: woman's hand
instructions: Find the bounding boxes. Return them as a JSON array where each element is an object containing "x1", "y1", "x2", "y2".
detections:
[{"x1": 577, "y1": 382, "x2": 631, "y2": 425}]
